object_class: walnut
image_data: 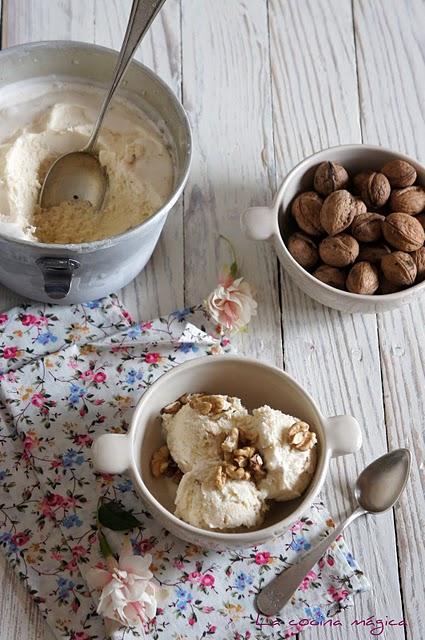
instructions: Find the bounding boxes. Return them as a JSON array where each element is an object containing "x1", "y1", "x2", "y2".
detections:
[
  {"x1": 353, "y1": 170, "x2": 374, "y2": 193},
  {"x1": 221, "y1": 427, "x2": 239, "y2": 453},
  {"x1": 151, "y1": 445, "x2": 171, "y2": 477},
  {"x1": 382, "y1": 212, "x2": 425, "y2": 251},
  {"x1": 417, "y1": 213, "x2": 425, "y2": 230},
  {"x1": 351, "y1": 212, "x2": 384, "y2": 243},
  {"x1": 313, "y1": 265, "x2": 346, "y2": 290},
  {"x1": 319, "y1": 234, "x2": 359, "y2": 267},
  {"x1": 215, "y1": 464, "x2": 227, "y2": 490},
  {"x1": 381, "y1": 159, "x2": 417, "y2": 188},
  {"x1": 234, "y1": 446, "x2": 256, "y2": 459},
  {"x1": 161, "y1": 400, "x2": 182, "y2": 415},
  {"x1": 202, "y1": 394, "x2": 228, "y2": 414},
  {"x1": 381, "y1": 251, "x2": 417, "y2": 286},
  {"x1": 359, "y1": 172, "x2": 391, "y2": 209},
  {"x1": 189, "y1": 396, "x2": 213, "y2": 415},
  {"x1": 320, "y1": 190, "x2": 357, "y2": 236},
  {"x1": 353, "y1": 197, "x2": 367, "y2": 216},
  {"x1": 288, "y1": 421, "x2": 317, "y2": 451},
  {"x1": 287, "y1": 232, "x2": 319, "y2": 270},
  {"x1": 346, "y1": 262, "x2": 379, "y2": 295},
  {"x1": 390, "y1": 186, "x2": 425, "y2": 215},
  {"x1": 249, "y1": 453, "x2": 266, "y2": 481},
  {"x1": 313, "y1": 161, "x2": 349, "y2": 196},
  {"x1": 225, "y1": 464, "x2": 251, "y2": 481},
  {"x1": 291, "y1": 191, "x2": 323, "y2": 236},
  {"x1": 412, "y1": 247, "x2": 425, "y2": 282},
  {"x1": 357, "y1": 243, "x2": 391, "y2": 264}
]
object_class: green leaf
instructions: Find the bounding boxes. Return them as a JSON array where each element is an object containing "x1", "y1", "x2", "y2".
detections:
[
  {"x1": 98, "y1": 530, "x2": 114, "y2": 558},
  {"x1": 98, "y1": 500, "x2": 141, "y2": 531},
  {"x1": 230, "y1": 261, "x2": 238, "y2": 278}
]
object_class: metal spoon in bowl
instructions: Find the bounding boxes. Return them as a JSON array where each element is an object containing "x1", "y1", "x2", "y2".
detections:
[
  {"x1": 256, "y1": 448, "x2": 411, "y2": 617},
  {"x1": 39, "y1": 0, "x2": 166, "y2": 211}
]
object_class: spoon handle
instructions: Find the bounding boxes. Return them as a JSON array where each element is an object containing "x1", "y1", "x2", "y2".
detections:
[
  {"x1": 255, "y1": 506, "x2": 364, "y2": 617},
  {"x1": 85, "y1": 0, "x2": 167, "y2": 152}
]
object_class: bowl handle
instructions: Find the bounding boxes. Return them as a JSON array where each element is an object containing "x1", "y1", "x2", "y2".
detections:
[
  {"x1": 92, "y1": 433, "x2": 131, "y2": 474},
  {"x1": 324, "y1": 415, "x2": 362, "y2": 458},
  {"x1": 240, "y1": 205, "x2": 278, "y2": 240}
]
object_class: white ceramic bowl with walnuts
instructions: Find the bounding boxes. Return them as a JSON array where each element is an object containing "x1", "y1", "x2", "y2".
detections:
[
  {"x1": 91, "y1": 356, "x2": 361, "y2": 550},
  {"x1": 241, "y1": 145, "x2": 425, "y2": 313}
]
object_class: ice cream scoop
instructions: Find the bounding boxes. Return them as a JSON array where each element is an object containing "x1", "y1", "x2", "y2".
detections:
[{"x1": 39, "y1": 0, "x2": 166, "y2": 211}]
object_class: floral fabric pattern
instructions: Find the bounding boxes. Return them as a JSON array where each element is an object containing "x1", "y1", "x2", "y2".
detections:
[{"x1": 0, "y1": 296, "x2": 369, "y2": 639}]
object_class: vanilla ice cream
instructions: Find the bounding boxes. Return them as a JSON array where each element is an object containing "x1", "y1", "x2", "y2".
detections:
[
  {"x1": 174, "y1": 461, "x2": 267, "y2": 530},
  {"x1": 0, "y1": 79, "x2": 174, "y2": 243},
  {"x1": 253, "y1": 406, "x2": 317, "y2": 501},
  {"x1": 162, "y1": 394, "x2": 247, "y2": 473}
]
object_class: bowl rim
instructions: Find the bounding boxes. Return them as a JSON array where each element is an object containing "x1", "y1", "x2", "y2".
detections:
[
  {"x1": 0, "y1": 40, "x2": 192, "y2": 252},
  {"x1": 127, "y1": 354, "x2": 330, "y2": 542},
  {"x1": 273, "y1": 143, "x2": 425, "y2": 303}
]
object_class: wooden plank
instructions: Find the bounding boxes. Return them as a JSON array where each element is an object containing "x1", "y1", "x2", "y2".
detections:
[
  {"x1": 181, "y1": 0, "x2": 282, "y2": 366},
  {"x1": 269, "y1": 0, "x2": 405, "y2": 637},
  {"x1": 354, "y1": 0, "x2": 425, "y2": 636},
  {"x1": 92, "y1": 0, "x2": 184, "y2": 319}
]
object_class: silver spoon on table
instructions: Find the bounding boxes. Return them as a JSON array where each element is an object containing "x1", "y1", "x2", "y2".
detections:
[
  {"x1": 39, "y1": 0, "x2": 166, "y2": 211},
  {"x1": 256, "y1": 448, "x2": 411, "y2": 617}
]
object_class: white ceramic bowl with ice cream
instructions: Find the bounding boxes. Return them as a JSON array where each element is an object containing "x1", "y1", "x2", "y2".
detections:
[{"x1": 92, "y1": 356, "x2": 362, "y2": 550}]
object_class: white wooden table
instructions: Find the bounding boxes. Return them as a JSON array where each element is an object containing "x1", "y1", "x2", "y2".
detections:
[{"x1": 0, "y1": 1, "x2": 424, "y2": 639}]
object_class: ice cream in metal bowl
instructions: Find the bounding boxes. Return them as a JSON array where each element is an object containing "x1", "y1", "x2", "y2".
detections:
[{"x1": 92, "y1": 356, "x2": 362, "y2": 550}]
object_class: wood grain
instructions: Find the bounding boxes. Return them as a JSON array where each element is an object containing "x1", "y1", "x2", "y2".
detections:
[
  {"x1": 269, "y1": 1, "x2": 405, "y2": 637},
  {"x1": 354, "y1": 1, "x2": 425, "y2": 637},
  {"x1": 181, "y1": 0, "x2": 283, "y2": 367}
]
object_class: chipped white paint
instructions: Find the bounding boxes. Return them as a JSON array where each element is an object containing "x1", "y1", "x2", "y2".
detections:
[{"x1": 0, "y1": 0, "x2": 423, "y2": 638}]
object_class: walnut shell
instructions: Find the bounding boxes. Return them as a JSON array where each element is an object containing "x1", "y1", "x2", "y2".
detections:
[
  {"x1": 390, "y1": 186, "x2": 425, "y2": 215},
  {"x1": 357, "y1": 243, "x2": 391, "y2": 264},
  {"x1": 412, "y1": 246, "x2": 425, "y2": 282},
  {"x1": 382, "y1": 212, "x2": 425, "y2": 251},
  {"x1": 417, "y1": 212, "x2": 425, "y2": 230},
  {"x1": 381, "y1": 159, "x2": 417, "y2": 188},
  {"x1": 291, "y1": 191, "x2": 323, "y2": 236},
  {"x1": 346, "y1": 262, "x2": 379, "y2": 295},
  {"x1": 359, "y1": 172, "x2": 391, "y2": 209},
  {"x1": 353, "y1": 170, "x2": 374, "y2": 192},
  {"x1": 320, "y1": 190, "x2": 357, "y2": 236},
  {"x1": 313, "y1": 265, "x2": 346, "y2": 290},
  {"x1": 313, "y1": 161, "x2": 349, "y2": 196},
  {"x1": 351, "y1": 212, "x2": 384, "y2": 243},
  {"x1": 287, "y1": 232, "x2": 319, "y2": 270},
  {"x1": 353, "y1": 197, "x2": 367, "y2": 216},
  {"x1": 319, "y1": 234, "x2": 359, "y2": 267},
  {"x1": 381, "y1": 251, "x2": 417, "y2": 286}
]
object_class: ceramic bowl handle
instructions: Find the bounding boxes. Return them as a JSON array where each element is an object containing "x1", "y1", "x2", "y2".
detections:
[
  {"x1": 325, "y1": 415, "x2": 362, "y2": 458},
  {"x1": 240, "y1": 205, "x2": 278, "y2": 240},
  {"x1": 92, "y1": 433, "x2": 132, "y2": 474}
]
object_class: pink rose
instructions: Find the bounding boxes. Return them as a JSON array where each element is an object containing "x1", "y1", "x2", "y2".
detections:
[
  {"x1": 73, "y1": 434, "x2": 92, "y2": 446},
  {"x1": 141, "y1": 321, "x2": 152, "y2": 330},
  {"x1": 12, "y1": 532, "x2": 30, "y2": 546},
  {"x1": 71, "y1": 545, "x2": 87, "y2": 558},
  {"x1": 72, "y1": 633, "x2": 90, "y2": 640},
  {"x1": 51, "y1": 550, "x2": 63, "y2": 561},
  {"x1": 204, "y1": 277, "x2": 257, "y2": 333},
  {"x1": 31, "y1": 392, "x2": 45, "y2": 407},
  {"x1": 200, "y1": 573, "x2": 215, "y2": 587},
  {"x1": 0, "y1": 313, "x2": 8, "y2": 324},
  {"x1": 290, "y1": 520, "x2": 304, "y2": 533},
  {"x1": 145, "y1": 352, "x2": 160, "y2": 364},
  {"x1": 93, "y1": 371, "x2": 107, "y2": 383},
  {"x1": 188, "y1": 571, "x2": 201, "y2": 582},
  {"x1": 209, "y1": 625, "x2": 217, "y2": 633},
  {"x1": 299, "y1": 569, "x2": 317, "y2": 591},
  {"x1": 3, "y1": 346, "x2": 17, "y2": 359},
  {"x1": 188, "y1": 617, "x2": 196, "y2": 626},
  {"x1": 21, "y1": 314, "x2": 37, "y2": 326},
  {"x1": 254, "y1": 551, "x2": 270, "y2": 565},
  {"x1": 203, "y1": 606, "x2": 214, "y2": 613},
  {"x1": 80, "y1": 370, "x2": 93, "y2": 380}
]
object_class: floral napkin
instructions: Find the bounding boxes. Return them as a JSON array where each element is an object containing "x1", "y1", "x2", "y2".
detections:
[{"x1": 0, "y1": 295, "x2": 369, "y2": 640}]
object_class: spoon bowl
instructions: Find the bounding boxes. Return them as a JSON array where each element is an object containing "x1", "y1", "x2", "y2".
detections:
[
  {"x1": 39, "y1": 152, "x2": 108, "y2": 210},
  {"x1": 355, "y1": 448, "x2": 411, "y2": 513}
]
